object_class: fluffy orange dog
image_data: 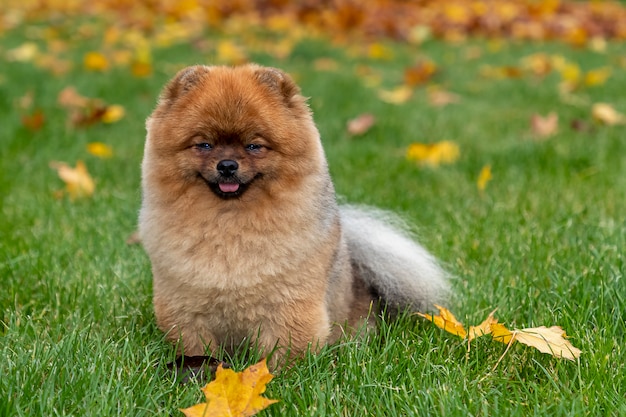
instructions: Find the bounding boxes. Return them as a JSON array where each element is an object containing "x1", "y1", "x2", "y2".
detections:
[{"x1": 139, "y1": 64, "x2": 448, "y2": 363}]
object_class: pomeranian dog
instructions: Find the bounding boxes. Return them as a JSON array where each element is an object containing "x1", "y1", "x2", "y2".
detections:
[{"x1": 139, "y1": 64, "x2": 448, "y2": 364}]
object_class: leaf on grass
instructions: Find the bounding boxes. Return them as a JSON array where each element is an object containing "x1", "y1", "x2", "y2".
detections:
[
  {"x1": 530, "y1": 112, "x2": 558, "y2": 139},
  {"x1": 377, "y1": 85, "x2": 413, "y2": 104},
  {"x1": 427, "y1": 88, "x2": 460, "y2": 107},
  {"x1": 403, "y1": 59, "x2": 437, "y2": 86},
  {"x1": 406, "y1": 141, "x2": 460, "y2": 167},
  {"x1": 84, "y1": 51, "x2": 110, "y2": 71},
  {"x1": 420, "y1": 306, "x2": 582, "y2": 361},
  {"x1": 417, "y1": 304, "x2": 467, "y2": 338},
  {"x1": 87, "y1": 142, "x2": 113, "y2": 158},
  {"x1": 346, "y1": 113, "x2": 375, "y2": 136},
  {"x1": 592, "y1": 103, "x2": 626, "y2": 125},
  {"x1": 514, "y1": 326, "x2": 582, "y2": 361},
  {"x1": 181, "y1": 359, "x2": 279, "y2": 417},
  {"x1": 21, "y1": 109, "x2": 45, "y2": 131},
  {"x1": 101, "y1": 105, "x2": 125, "y2": 124},
  {"x1": 476, "y1": 164, "x2": 492, "y2": 192},
  {"x1": 492, "y1": 324, "x2": 581, "y2": 361},
  {"x1": 584, "y1": 67, "x2": 611, "y2": 87},
  {"x1": 49, "y1": 160, "x2": 95, "y2": 200},
  {"x1": 468, "y1": 309, "x2": 498, "y2": 341}
]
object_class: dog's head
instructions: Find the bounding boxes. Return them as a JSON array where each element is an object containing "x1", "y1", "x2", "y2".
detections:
[{"x1": 143, "y1": 64, "x2": 324, "y2": 202}]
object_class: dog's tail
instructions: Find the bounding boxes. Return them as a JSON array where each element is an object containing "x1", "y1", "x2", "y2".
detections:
[{"x1": 340, "y1": 206, "x2": 449, "y2": 313}]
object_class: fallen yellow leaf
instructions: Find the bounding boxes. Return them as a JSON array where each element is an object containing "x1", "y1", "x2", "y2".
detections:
[
  {"x1": 181, "y1": 359, "x2": 278, "y2": 417},
  {"x1": 406, "y1": 141, "x2": 460, "y2": 167},
  {"x1": 101, "y1": 105, "x2": 125, "y2": 124},
  {"x1": 87, "y1": 142, "x2": 113, "y2": 158},
  {"x1": 83, "y1": 51, "x2": 109, "y2": 71},
  {"x1": 468, "y1": 309, "x2": 498, "y2": 341},
  {"x1": 378, "y1": 85, "x2": 413, "y2": 104},
  {"x1": 49, "y1": 160, "x2": 95, "y2": 200},
  {"x1": 584, "y1": 67, "x2": 611, "y2": 87},
  {"x1": 514, "y1": 326, "x2": 582, "y2": 361},
  {"x1": 476, "y1": 164, "x2": 492, "y2": 192},
  {"x1": 417, "y1": 304, "x2": 467, "y2": 338},
  {"x1": 592, "y1": 103, "x2": 626, "y2": 125}
]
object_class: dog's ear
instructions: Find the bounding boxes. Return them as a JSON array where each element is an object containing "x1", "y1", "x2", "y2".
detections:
[
  {"x1": 159, "y1": 65, "x2": 211, "y2": 104},
  {"x1": 254, "y1": 67, "x2": 302, "y2": 107}
]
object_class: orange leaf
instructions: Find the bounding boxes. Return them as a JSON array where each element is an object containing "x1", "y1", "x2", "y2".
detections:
[
  {"x1": 403, "y1": 59, "x2": 437, "y2": 87},
  {"x1": 21, "y1": 109, "x2": 45, "y2": 131},
  {"x1": 346, "y1": 113, "x2": 375, "y2": 136},
  {"x1": 181, "y1": 359, "x2": 278, "y2": 417},
  {"x1": 49, "y1": 160, "x2": 95, "y2": 200},
  {"x1": 417, "y1": 305, "x2": 467, "y2": 338}
]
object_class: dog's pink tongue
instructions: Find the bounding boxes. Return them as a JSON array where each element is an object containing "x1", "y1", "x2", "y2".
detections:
[{"x1": 219, "y1": 183, "x2": 240, "y2": 193}]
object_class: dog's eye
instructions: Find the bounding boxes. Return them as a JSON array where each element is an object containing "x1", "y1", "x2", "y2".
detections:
[
  {"x1": 245, "y1": 143, "x2": 263, "y2": 152},
  {"x1": 194, "y1": 143, "x2": 212, "y2": 150}
]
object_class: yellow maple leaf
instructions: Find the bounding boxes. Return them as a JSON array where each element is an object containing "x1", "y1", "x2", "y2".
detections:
[
  {"x1": 584, "y1": 67, "x2": 611, "y2": 87},
  {"x1": 476, "y1": 165, "x2": 492, "y2": 192},
  {"x1": 406, "y1": 141, "x2": 460, "y2": 167},
  {"x1": 377, "y1": 85, "x2": 413, "y2": 104},
  {"x1": 417, "y1": 304, "x2": 467, "y2": 338},
  {"x1": 468, "y1": 309, "x2": 498, "y2": 341},
  {"x1": 101, "y1": 105, "x2": 125, "y2": 124},
  {"x1": 181, "y1": 359, "x2": 279, "y2": 417},
  {"x1": 87, "y1": 142, "x2": 113, "y2": 158},
  {"x1": 49, "y1": 160, "x2": 95, "y2": 200},
  {"x1": 83, "y1": 51, "x2": 109, "y2": 71},
  {"x1": 216, "y1": 40, "x2": 248, "y2": 65}
]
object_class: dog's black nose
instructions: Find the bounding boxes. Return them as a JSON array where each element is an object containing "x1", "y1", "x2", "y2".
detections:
[{"x1": 217, "y1": 160, "x2": 238, "y2": 177}]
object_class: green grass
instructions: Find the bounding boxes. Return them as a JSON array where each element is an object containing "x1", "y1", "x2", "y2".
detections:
[{"x1": 1, "y1": 18, "x2": 625, "y2": 416}]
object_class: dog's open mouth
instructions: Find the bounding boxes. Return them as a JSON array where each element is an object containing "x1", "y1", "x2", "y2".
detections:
[
  {"x1": 218, "y1": 183, "x2": 240, "y2": 193},
  {"x1": 200, "y1": 174, "x2": 262, "y2": 199}
]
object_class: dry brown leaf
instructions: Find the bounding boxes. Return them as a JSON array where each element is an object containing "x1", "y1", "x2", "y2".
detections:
[
  {"x1": 592, "y1": 103, "x2": 626, "y2": 125},
  {"x1": 514, "y1": 326, "x2": 582, "y2": 361},
  {"x1": 346, "y1": 113, "x2": 375, "y2": 136},
  {"x1": 427, "y1": 88, "x2": 460, "y2": 107},
  {"x1": 49, "y1": 160, "x2": 95, "y2": 200},
  {"x1": 492, "y1": 323, "x2": 581, "y2": 361},
  {"x1": 530, "y1": 112, "x2": 559, "y2": 139}
]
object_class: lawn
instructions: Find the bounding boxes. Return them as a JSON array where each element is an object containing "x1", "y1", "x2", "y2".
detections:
[{"x1": 1, "y1": 4, "x2": 625, "y2": 416}]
